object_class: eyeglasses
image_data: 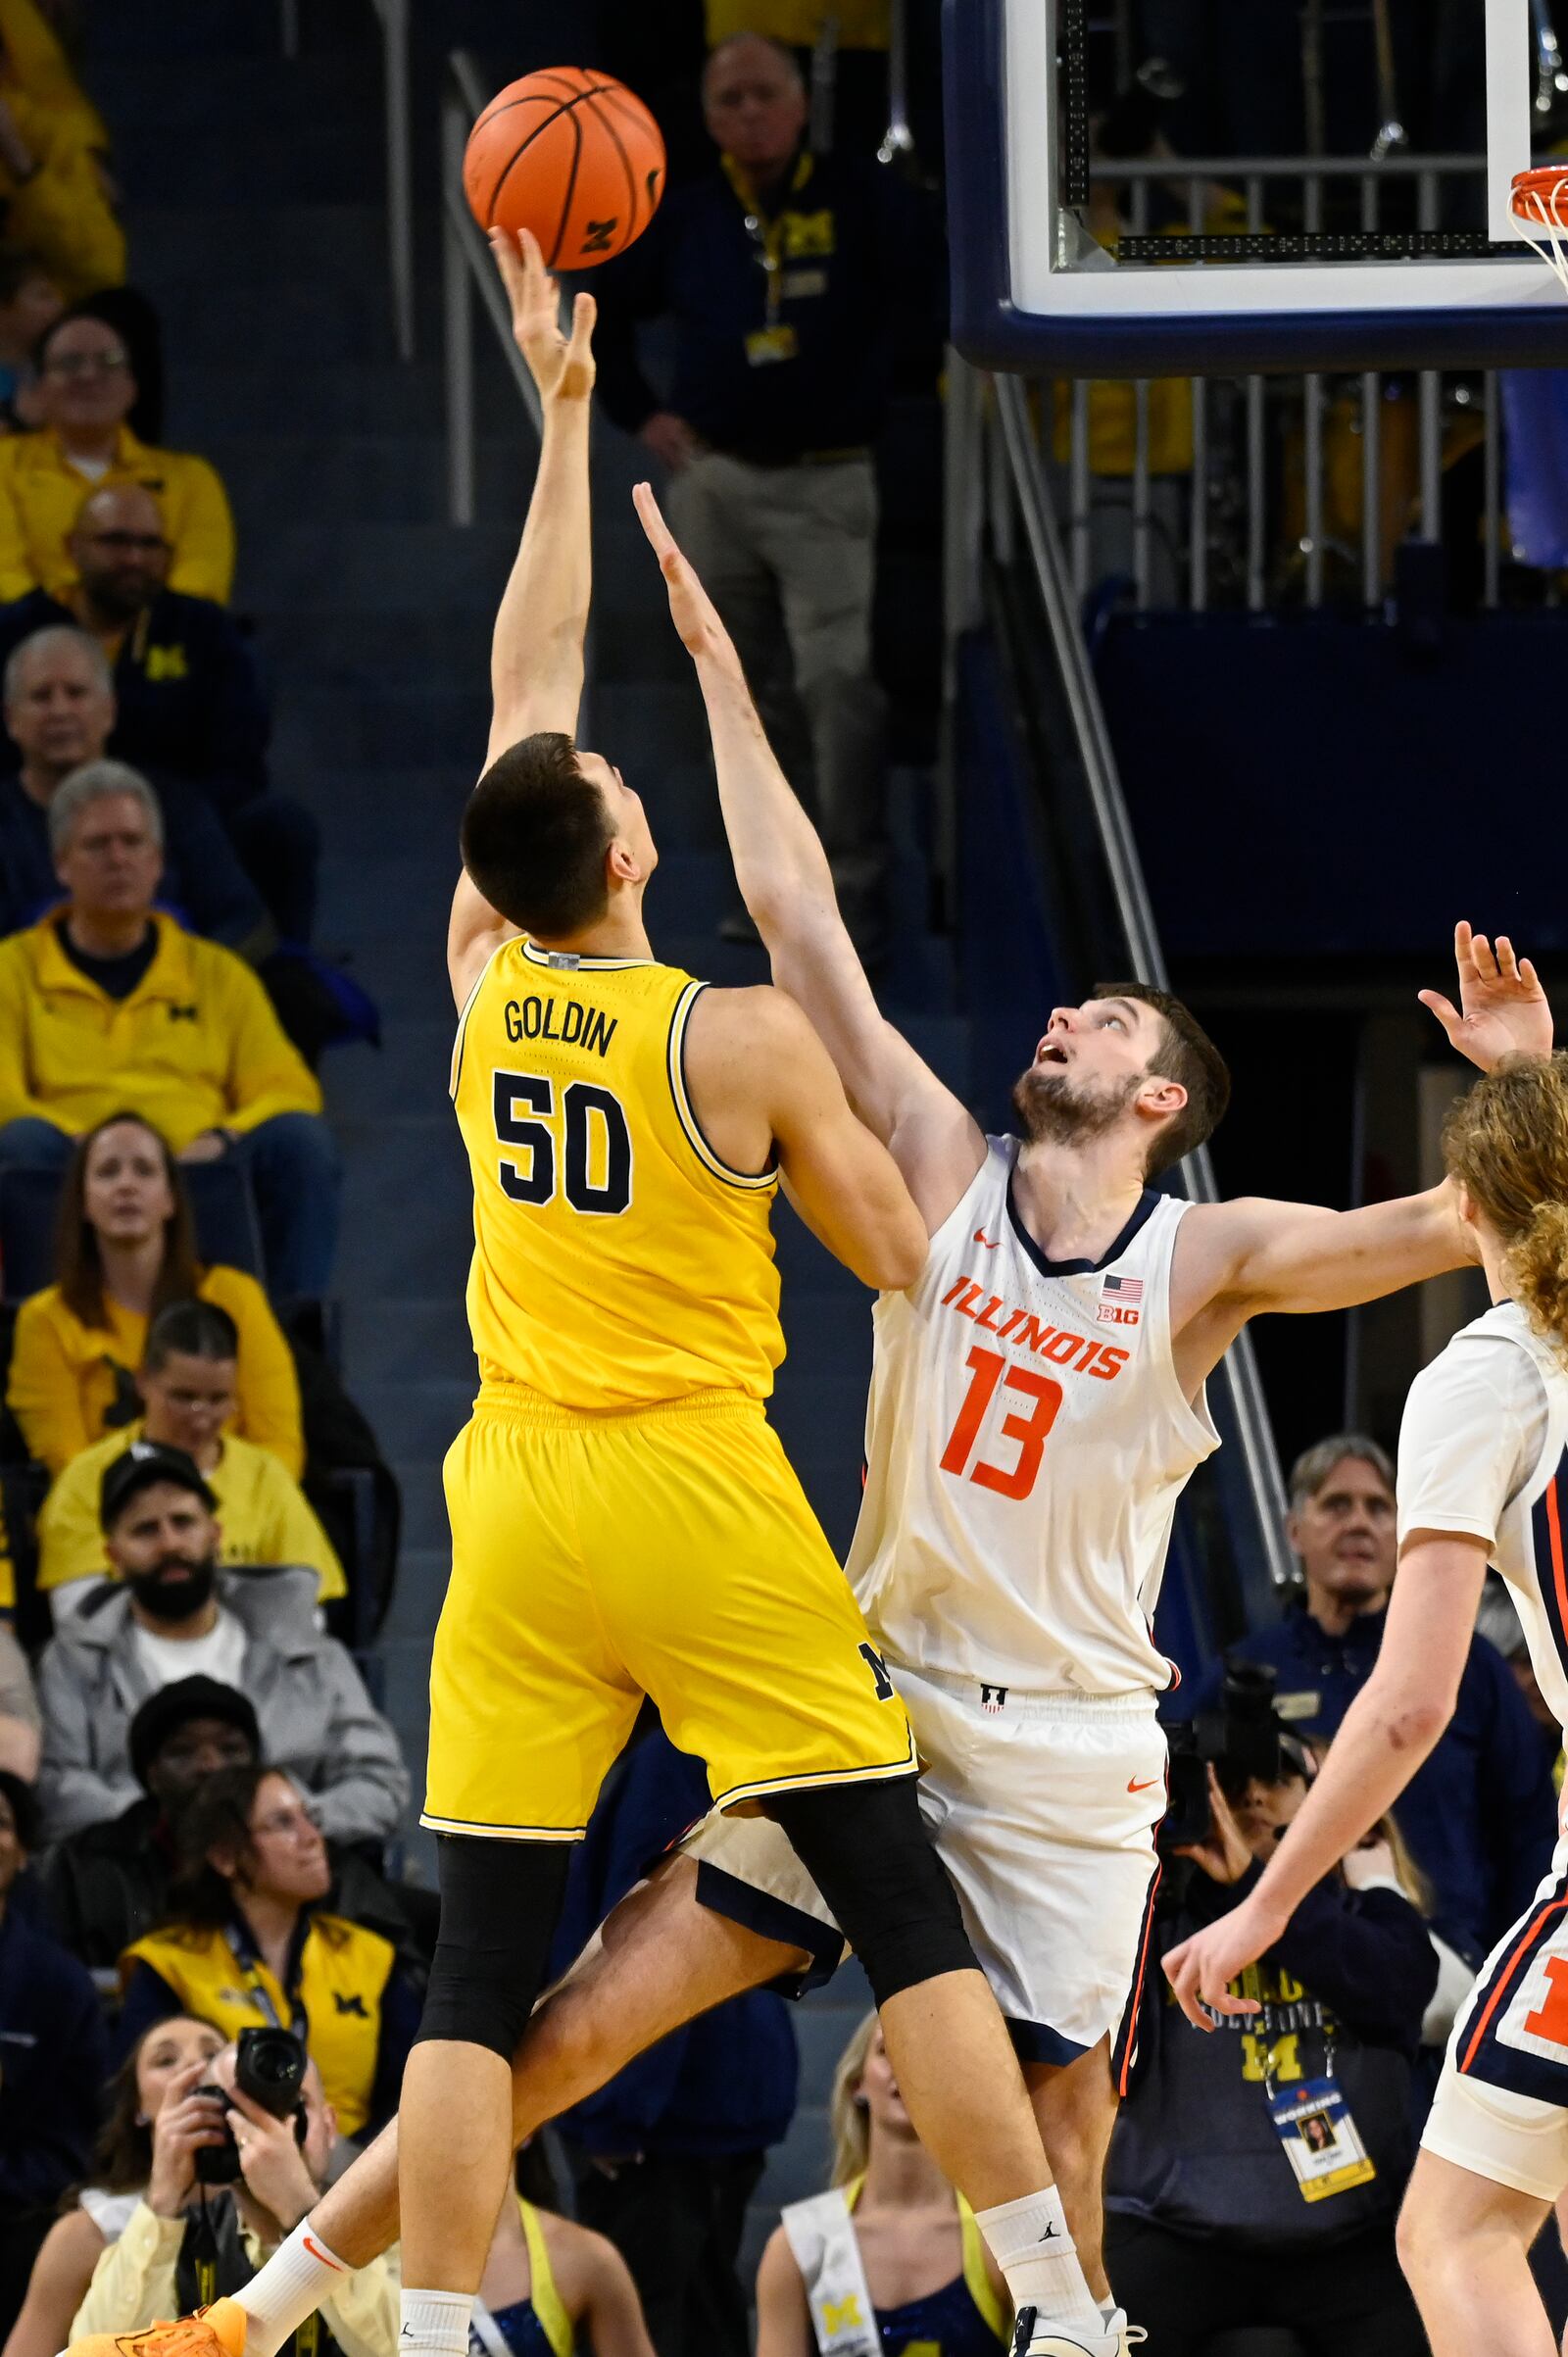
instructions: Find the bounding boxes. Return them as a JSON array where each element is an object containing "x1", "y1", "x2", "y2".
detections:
[
  {"x1": 46, "y1": 351, "x2": 129, "y2": 379},
  {"x1": 86, "y1": 531, "x2": 168, "y2": 555},
  {"x1": 251, "y1": 1804, "x2": 323, "y2": 1840}
]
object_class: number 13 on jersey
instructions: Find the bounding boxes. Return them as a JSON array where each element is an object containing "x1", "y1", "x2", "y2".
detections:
[{"x1": 940, "y1": 1346, "x2": 1062, "y2": 1502}]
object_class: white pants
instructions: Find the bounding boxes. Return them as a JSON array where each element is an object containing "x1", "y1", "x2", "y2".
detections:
[
  {"x1": 687, "y1": 1660, "x2": 1167, "y2": 2062},
  {"x1": 1423, "y1": 1859, "x2": 1568, "y2": 2200}
]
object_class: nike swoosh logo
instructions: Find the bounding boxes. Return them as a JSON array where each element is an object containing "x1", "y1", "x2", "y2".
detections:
[
  {"x1": 1128, "y1": 1776, "x2": 1160, "y2": 1792},
  {"x1": 304, "y1": 2234, "x2": 346, "y2": 2271},
  {"x1": 974, "y1": 1228, "x2": 1002, "y2": 1250}
]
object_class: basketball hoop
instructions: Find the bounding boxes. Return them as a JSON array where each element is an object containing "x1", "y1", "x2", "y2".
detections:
[{"x1": 1511, "y1": 166, "x2": 1568, "y2": 292}]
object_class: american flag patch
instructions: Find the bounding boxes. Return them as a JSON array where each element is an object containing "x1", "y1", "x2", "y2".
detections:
[
  {"x1": 1102, "y1": 1273, "x2": 1144, "y2": 1301},
  {"x1": 1098, "y1": 1270, "x2": 1143, "y2": 1326}
]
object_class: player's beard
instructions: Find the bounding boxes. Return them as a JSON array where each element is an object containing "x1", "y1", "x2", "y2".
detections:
[{"x1": 1011, "y1": 1062, "x2": 1142, "y2": 1148}]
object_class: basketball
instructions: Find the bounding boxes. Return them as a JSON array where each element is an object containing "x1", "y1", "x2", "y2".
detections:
[{"x1": 463, "y1": 69, "x2": 665, "y2": 271}]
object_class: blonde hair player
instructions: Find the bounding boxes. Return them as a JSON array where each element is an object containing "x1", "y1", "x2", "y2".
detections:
[{"x1": 1165, "y1": 1027, "x2": 1568, "y2": 2357}]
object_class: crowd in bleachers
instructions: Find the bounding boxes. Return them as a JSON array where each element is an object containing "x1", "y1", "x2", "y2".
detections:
[{"x1": 0, "y1": 9, "x2": 1563, "y2": 2357}]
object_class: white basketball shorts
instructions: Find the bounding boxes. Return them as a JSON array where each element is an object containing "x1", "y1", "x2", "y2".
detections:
[
  {"x1": 1422, "y1": 1860, "x2": 1568, "y2": 2202},
  {"x1": 685, "y1": 1658, "x2": 1168, "y2": 2072}
]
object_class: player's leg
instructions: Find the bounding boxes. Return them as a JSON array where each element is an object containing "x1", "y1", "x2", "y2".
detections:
[
  {"x1": 1025, "y1": 2044, "x2": 1118, "y2": 2305},
  {"x1": 1396, "y1": 2151, "x2": 1554, "y2": 2356},
  {"x1": 508, "y1": 1854, "x2": 809, "y2": 2140},
  {"x1": 399, "y1": 1406, "x2": 638, "y2": 2349}
]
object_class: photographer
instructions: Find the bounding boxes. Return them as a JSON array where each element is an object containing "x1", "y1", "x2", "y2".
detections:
[
  {"x1": 1102, "y1": 1710, "x2": 1437, "y2": 2357},
  {"x1": 67, "y1": 2033, "x2": 397, "y2": 2357}
]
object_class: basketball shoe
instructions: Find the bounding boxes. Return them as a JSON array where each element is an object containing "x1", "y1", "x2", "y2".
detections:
[
  {"x1": 1007, "y1": 2312, "x2": 1147, "y2": 2356},
  {"x1": 63, "y1": 2296, "x2": 248, "y2": 2357}
]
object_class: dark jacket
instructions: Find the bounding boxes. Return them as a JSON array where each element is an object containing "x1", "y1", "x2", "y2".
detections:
[
  {"x1": 1191, "y1": 1601, "x2": 1558, "y2": 1962},
  {"x1": 0, "y1": 587, "x2": 269, "y2": 813},
  {"x1": 0, "y1": 767, "x2": 267, "y2": 953},
  {"x1": 593, "y1": 146, "x2": 945, "y2": 462},
  {"x1": 1105, "y1": 1856, "x2": 1438, "y2": 2250},
  {"x1": 40, "y1": 1792, "x2": 428, "y2": 1979},
  {"x1": 550, "y1": 1726, "x2": 799, "y2": 2159},
  {"x1": 0, "y1": 1899, "x2": 107, "y2": 2209}
]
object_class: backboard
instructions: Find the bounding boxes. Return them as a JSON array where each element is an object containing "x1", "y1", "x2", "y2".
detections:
[{"x1": 945, "y1": 0, "x2": 1568, "y2": 373}]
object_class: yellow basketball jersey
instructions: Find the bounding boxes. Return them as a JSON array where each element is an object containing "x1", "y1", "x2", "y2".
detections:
[{"x1": 451, "y1": 938, "x2": 785, "y2": 1409}]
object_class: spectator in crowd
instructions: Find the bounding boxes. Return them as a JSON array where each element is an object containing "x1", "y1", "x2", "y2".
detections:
[
  {"x1": 0, "y1": 1768, "x2": 108, "y2": 2341},
  {"x1": 1189, "y1": 1432, "x2": 1556, "y2": 1962},
  {"x1": 552, "y1": 1721, "x2": 799, "y2": 2357},
  {"x1": 1, "y1": 2013, "x2": 226, "y2": 2357},
  {"x1": 35, "y1": 1442, "x2": 408, "y2": 1843},
  {"x1": 755, "y1": 2012, "x2": 1009, "y2": 2357},
  {"x1": 38, "y1": 1300, "x2": 343, "y2": 1614},
  {"x1": 7, "y1": 1110, "x2": 302, "y2": 1480},
  {"x1": 473, "y1": 2143, "x2": 656, "y2": 2357},
  {"x1": 0, "y1": 67, "x2": 122, "y2": 310},
  {"x1": 67, "y1": 2037, "x2": 398, "y2": 2357},
  {"x1": 1103, "y1": 1751, "x2": 1434, "y2": 2356},
  {"x1": 117, "y1": 1764, "x2": 420, "y2": 2141},
  {"x1": 0, "y1": 1620, "x2": 39, "y2": 1774},
  {"x1": 0, "y1": 636, "x2": 269, "y2": 950},
  {"x1": 593, "y1": 29, "x2": 945, "y2": 956},
  {"x1": 0, "y1": 490, "x2": 317, "y2": 941},
  {"x1": 42, "y1": 1676, "x2": 259, "y2": 1970},
  {"x1": 0, "y1": 773, "x2": 340, "y2": 1300},
  {"x1": 0, "y1": 247, "x2": 61, "y2": 426},
  {"x1": 0, "y1": 308, "x2": 233, "y2": 605},
  {"x1": 41, "y1": 1677, "x2": 420, "y2": 1977}
]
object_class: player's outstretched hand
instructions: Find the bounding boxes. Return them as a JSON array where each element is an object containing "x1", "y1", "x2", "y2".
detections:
[
  {"x1": 1419, "y1": 920, "x2": 1553, "y2": 1072},
  {"x1": 1161, "y1": 1894, "x2": 1277, "y2": 2031},
  {"x1": 633, "y1": 481, "x2": 739, "y2": 671},
  {"x1": 490, "y1": 225, "x2": 595, "y2": 404}
]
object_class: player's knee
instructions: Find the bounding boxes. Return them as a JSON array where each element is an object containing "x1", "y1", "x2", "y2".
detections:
[
  {"x1": 416, "y1": 1835, "x2": 571, "y2": 2062},
  {"x1": 765, "y1": 1773, "x2": 976, "y2": 2008}
]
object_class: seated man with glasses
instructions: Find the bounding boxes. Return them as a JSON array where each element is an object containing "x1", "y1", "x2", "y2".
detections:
[
  {"x1": 0, "y1": 307, "x2": 234, "y2": 605},
  {"x1": 0, "y1": 487, "x2": 318, "y2": 941}
]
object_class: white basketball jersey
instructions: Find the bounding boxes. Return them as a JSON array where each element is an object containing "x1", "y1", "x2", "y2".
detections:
[
  {"x1": 1397, "y1": 1300, "x2": 1568, "y2": 1743},
  {"x1": 848, "y1": 1134, "x2": 1219, "y2": 1696}
]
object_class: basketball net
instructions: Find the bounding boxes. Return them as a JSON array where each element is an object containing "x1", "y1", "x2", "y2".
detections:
[{"x1": 1512, "y1": 167, "x2": 1568, "y2": 292}]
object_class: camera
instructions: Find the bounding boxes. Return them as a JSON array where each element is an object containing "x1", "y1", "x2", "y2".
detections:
[
  {"x1": 1160, "y1": 1661, "x2": 1291, "y2": 1852},
  {"x1": 194, "y1": 2027, "x2": 310, "y2": 2185}
]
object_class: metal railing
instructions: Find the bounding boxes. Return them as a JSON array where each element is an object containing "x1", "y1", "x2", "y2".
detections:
[
  {"x1": 1063, "y1": 152, "x2": 1504, "y2": 614},
  {"x1": 282, "y1": 0, "x2": 414, "y2": 361},
  {"x1": 950, "y1": 355, "x2": 1296, "y2": 1591},
  {"x1": 442, "y1": 50, "x2": 544, "y2": 526}
]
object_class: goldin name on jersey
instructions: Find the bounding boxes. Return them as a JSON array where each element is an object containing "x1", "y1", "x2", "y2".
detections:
[
  {"x1": 942, "y1": 1273, "x2": 1131, "y2": 1381},
  {"x1": 504, "y1": 995, "x2": 618, "y2": 1057}
]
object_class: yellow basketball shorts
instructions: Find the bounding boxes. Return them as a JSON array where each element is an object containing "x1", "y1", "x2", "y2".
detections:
[{"x1": 422, "y1": 1384, "x2": 916, "y2": 1839}]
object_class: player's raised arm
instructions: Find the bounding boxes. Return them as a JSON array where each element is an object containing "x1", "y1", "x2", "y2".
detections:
[
  {"x1": 632, "y1": 480, "x2": 983, "y2": 1233},
  {"x1": 686, "y1": 985, "x2": 928, "y2": 1291},
  {"x1": 1175, "y1": 922, "x2": 1556, "y2": 1349},
  {"x1": 449, "y1": 228, "x2": 597, "y2": 1007}
]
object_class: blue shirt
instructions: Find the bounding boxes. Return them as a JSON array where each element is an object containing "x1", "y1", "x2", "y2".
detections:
[
  {"x1": 0, "y1": 1898, "x2": 107, "y2": 2208},
  {"x1": 1189, "y1": 1600, "x2": 1557, "y2": 1961}
]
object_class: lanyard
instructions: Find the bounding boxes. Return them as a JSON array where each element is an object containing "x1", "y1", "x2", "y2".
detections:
[
  {"x1": 721, "y1": 149, "x2": 815, "y2": 328},
  {"x1": 226, "y1": 1907, "x2": 311, "y2": 2044}
]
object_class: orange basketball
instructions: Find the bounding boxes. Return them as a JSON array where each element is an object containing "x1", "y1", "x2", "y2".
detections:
[{"x1": 464, "y1": 68, "x2": 666, "y2": 271}]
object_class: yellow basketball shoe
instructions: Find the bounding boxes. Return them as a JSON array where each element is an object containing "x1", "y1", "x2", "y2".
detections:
[{"x1": 62, "y1": 2296, "x2": 249, "y2": 2357}]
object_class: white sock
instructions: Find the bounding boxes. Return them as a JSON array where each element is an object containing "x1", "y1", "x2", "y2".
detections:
[
  {"x1": 975, "y1": 2189, "x2": 1107, "y2": 2344},
  {"x1": 234, "y1": 2221, "x2": 353, "y2": 2357},
  {"x1": 398, "y1": 2288, "x2": 473, "y2": 2357}
]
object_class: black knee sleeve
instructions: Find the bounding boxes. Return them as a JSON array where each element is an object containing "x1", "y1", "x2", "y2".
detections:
[
  {"x1": 767, "y1": 1774, "x2": 977, "y2": 2007},
  {"x1": 415, "y1": 1835, "x2": 571, "y2": 2061}
]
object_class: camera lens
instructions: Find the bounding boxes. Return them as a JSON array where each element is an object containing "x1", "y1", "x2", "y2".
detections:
[{"x1": 234, "y1": 2028, "x2": 309, "y2": 2118}]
